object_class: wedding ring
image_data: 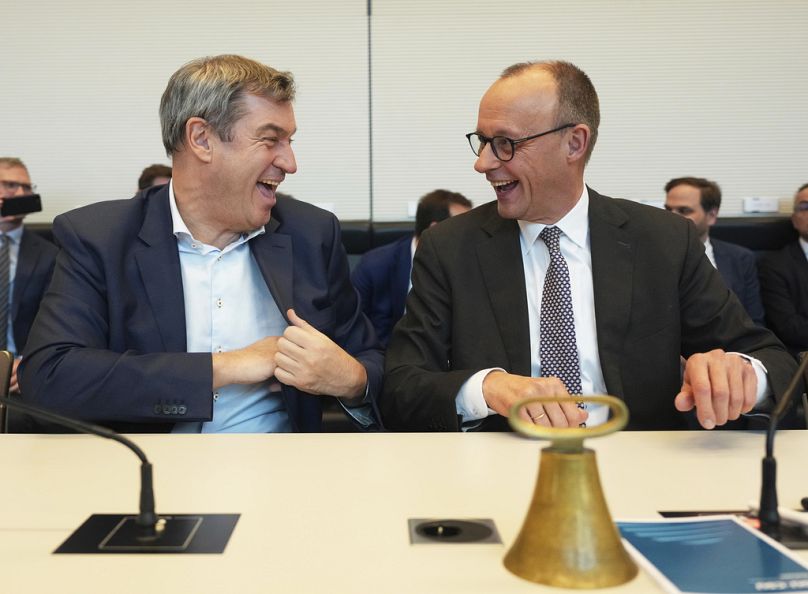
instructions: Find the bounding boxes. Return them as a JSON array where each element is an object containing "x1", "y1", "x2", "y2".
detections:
[{"x1": 530, "y1": 412, "x2": 546, "y2": 421}]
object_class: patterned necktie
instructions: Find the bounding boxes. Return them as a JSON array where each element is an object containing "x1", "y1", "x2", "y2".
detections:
[
  {"x1": 538, "y1": 226, "x2": 583, "y2": 406},
  {"x1": 0, "y1": 234, "x2": 9, "y2": 352}
]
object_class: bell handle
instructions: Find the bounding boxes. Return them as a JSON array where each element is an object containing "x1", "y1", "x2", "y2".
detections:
[{"x1": 508, "y1": 395, "x2": 629, "y2": 449}]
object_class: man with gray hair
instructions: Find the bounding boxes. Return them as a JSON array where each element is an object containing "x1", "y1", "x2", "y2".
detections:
[
  {"x1": 20, "y1": 55, "x2": 382, "y2": 432},
  {"x1": 0, "y1": 158, "x2": 57, "y2": 397}
]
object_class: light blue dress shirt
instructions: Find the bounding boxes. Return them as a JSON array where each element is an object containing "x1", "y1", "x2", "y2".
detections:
[{"x1": 168, "y1": 185, "x2": 291, "y2": 433}]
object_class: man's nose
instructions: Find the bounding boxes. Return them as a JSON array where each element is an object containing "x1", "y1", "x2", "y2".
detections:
[
  {"x1": 278, "y1": 143, "x2": 297, "y2": 175},
  {"x1": 474, "y1": 143, "x2": 500, "y2": 173}
]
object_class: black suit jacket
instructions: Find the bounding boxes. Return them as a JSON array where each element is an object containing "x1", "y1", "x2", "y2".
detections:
[
  {"x1": 19, "y1": 186, "x2": 383, "y2": 432},
  {"x1": 381, "y1": 190, "x2": 795, "y2": 431},
  {"x1": 13, "y1": 228, "x2": 58, "y2": 353},
  {"x1": 351, "y1": 236, "x2": 412, "y2": 347},
  {"x1": 759, "y1": 241, "x2": 808, "y2": 353},
  {"x1": 711, "y1": 237, "x2": 765, "y2": 326}
]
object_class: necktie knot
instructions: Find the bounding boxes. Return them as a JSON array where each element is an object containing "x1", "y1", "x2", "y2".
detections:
[{"x1": 539, "y1": 226, "x2": 562, "y2": 253}]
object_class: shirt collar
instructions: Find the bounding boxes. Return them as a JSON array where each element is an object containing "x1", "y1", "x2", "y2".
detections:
[
  {"x1": 168, "y1": 180, "x2": 264, "y2": 252},
  {"x1": 518, "y1": 185, "x2": 589, "y2": 255},
  {"x1": 799, "y1": 237, "x2": 808, "y2": 259},
  {"x1": 2, "y1": 224, "x2": 24, "y2": 244}
]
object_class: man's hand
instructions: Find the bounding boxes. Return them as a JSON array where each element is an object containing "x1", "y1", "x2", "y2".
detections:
[
  {"x1": 482, "y1": 371, "x2": 588, "y2": 427},
  {"x1": 674, "y1": 349, "x2": 757, "y2": 429},
  {"x1": 9, "y1": 357, "x2": 21, "y2": 393},
  {"x1": 274, "y1": 309, "x2": 367, "y2": 399},
  {"x1": 212, "y1": 336, "x2": 280, "y2": 389}
]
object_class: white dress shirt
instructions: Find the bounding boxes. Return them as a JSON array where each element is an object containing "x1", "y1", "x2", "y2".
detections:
[{"x1": 456, "y1": 186, "x2": 769, "y2": 427}]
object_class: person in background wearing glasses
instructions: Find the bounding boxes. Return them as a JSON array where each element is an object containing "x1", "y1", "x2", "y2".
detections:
[
  {"x1": 758, "y1": 184, "x2": 808, "y2": 355},
  {"x1": 664, "y1": 177, "x2": 765, "y2": 326},
  {"x1": 18, "y1": 56, "x2": 383, "y2": 433},
  {"x1": 0, "y1": 158, "x2": 58, "y2": 400},
  {"x1": 381, "y1": 61, "x2": 796, "y2": 432}
]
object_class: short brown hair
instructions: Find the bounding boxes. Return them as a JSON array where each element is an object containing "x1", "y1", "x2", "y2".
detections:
[
  {"x1": 415, "y1": 189, "x2": 472, "y2": 237},
  {"x1": 138, "y1": 164, "x2": 172, "y2": 190},
  {"x1": 665, "y1": 177, "x2": 722, "y2": 213},
  {"x1": 501, "y1": 61, "x2": 600, "y2": 163}
]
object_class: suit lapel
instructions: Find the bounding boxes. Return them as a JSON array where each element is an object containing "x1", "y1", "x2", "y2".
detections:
[
  {"x1": 12, "y1": 230, "x2": 40, "y2": 320},
  {"x1": 391, "y1": 238, "x2": 411, "y2": 320},
  {"x1": 589, "y1": 190, "x2": 633, "y2": 397},
  {"x1": 475, "y1": 209, "x2": 531, "y2": 375},
  {"x1": 134, "y1": 188, "x2": 187, "y2": 352},
  {"x1": 251, "y1": 217, "x2": 293, "y2": 319}
]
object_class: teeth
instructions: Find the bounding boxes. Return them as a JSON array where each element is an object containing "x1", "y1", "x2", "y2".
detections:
[
  {"x1": 490, "y1": 180, "x2": 516, "y2": 188},
  {"x1": 258, "y1": 179, "x2": 279, "y2": 186}
]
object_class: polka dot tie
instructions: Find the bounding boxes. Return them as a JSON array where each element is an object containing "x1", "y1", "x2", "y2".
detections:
[{"x1": 538, "y1": 226, "x2": 584, "y2": 416}]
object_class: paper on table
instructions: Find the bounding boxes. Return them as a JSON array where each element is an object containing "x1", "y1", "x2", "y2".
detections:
[{"x1": 617, "y1": 516, "x2": 808, "y2": 594}]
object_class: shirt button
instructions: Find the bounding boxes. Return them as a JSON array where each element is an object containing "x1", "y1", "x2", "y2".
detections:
[
  {"x1": 216, "y1": 346, "x2": 223, "y2": 353},
  {"x1": 216, "y1": 298, "x2": 223, "y2": 308},
  {"x1": 213, "y1": 392, "x2": 220, "y2": 402},
  {"x1": 191, "y1": 243, "x2": 199, "y2": 249}
]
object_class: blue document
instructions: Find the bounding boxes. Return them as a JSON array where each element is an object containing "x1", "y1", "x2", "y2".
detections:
[{"x1": 618, "y1": 517, "x2": 808, "y2": 594}]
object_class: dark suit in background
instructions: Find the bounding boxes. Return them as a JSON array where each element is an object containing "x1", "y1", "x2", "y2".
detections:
[
  {"x1": 19, "y1": 187, "x2": 383, "y2": 432},
  {"x1": 759, "y1": 241, "x2": 808, "y2": 354},
  {"x1": 13, "y1": 229, "x2": 57, "y2": 352},
  {"x1": 381, "y1": 191, "x2": 795, "y2": 431},
  {"x1": 712, "y1": 238, "x2": 765, "y2": 326},
  {"x1": 351, "y1": 236, "x2": 412, "y2": 347}
]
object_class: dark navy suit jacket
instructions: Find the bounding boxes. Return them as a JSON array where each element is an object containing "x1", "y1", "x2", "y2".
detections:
[
  {"x1": 711, "y1": 237, "x2": 765, "y2": 326},
  {"x1": 13, "y1": 229, "x2": 58, "y2": 353},
  {"x1": 19, "y1": 186, "x2": 383, "y2": 432},
  {"x1": 351, "y1": 236, "x2": 412, "y2": 347}
]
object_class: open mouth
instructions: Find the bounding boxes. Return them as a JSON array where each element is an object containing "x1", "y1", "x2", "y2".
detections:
[
  {"x1": 257, "y1": 178, "x2": 279, "y2": 199},
  {"x1": 491, "y1": 179, "x2": 518, "y2": 195}
]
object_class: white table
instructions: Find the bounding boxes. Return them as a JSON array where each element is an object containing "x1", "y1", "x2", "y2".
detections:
[{"x1": 1, "y1": 430, "x2": 806, "y2": 593}]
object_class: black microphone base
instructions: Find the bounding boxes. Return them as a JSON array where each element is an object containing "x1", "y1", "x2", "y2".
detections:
[
  {"x1": 54, "y1": 513, "x2": 239, "y2": 554},
  {"x1": 756, "y1": 521, "x2": 808, "y2": 550}
]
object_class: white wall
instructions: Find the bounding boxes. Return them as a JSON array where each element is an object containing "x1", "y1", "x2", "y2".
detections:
[{"x1": 3, "y1": 0, "x2": 807, "y2": 223}]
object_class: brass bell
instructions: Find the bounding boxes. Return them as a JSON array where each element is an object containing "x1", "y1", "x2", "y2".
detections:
[{"x1": 504, "y1": 395, "x2": 638, "y2": 589}]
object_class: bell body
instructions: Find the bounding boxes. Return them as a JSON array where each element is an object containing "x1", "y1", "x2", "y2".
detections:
[{"x1": 504, "y1": 447, "x2": 638, "y2": 589}]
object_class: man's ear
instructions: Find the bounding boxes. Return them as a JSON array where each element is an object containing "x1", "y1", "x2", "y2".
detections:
[
  {"x1": 706, "y1": 208, "x2": 719, "y2": 227},
  {"x1": 185, "y1": 117, "x2": 213, "y2": 163},
  {"x1": 566, "y1": 124, "x2": 590, "y2": 165}
]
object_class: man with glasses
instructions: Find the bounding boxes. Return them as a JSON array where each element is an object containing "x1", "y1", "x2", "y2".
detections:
[
  {"x1": 758, "y1": 184, "x2": 808, "y2": 354},
  {"x1": 0, "y1": 158, "x2": 57, "y2": 397},
  {"x1": 19, "y1": 56, "x2": 382, "y2": 433},
  {"x1": 381, "y1": 61, "x2": 796, "y2": 432}
]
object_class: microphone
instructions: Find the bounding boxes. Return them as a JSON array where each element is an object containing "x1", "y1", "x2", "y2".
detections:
[
  {"x1": 758, "y1": 352, "x2": 808, "y2": 540},
  {"x1": 0, "y1": 395, "x2": 239, "y2": 554}
]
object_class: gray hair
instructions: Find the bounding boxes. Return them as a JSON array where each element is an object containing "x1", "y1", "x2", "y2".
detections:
[
  {"x1": 501, "y1": 60, "x2": 600, "y2": 164},
  {"x1": 160, "y1": 54, "x2": 296, "y2": 156},
  {"x1": 0, "y1": 157, "x2": 27, "y2": 170}
]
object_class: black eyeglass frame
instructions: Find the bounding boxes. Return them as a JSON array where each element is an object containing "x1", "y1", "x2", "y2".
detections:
[{"x1": 465, "y1": 123, "x2": 577, "y2": 162}]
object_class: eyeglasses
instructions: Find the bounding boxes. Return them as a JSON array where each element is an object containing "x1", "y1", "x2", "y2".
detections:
[
  {"x1": 465, "y1": 123, "x2": 576, "y2": 162},
  {"x1": 0, "y1": 180, "x2": 36, "y2": 194},
  {"x1": 795, "y1": 202, "x2": 808, "y2": 213}
]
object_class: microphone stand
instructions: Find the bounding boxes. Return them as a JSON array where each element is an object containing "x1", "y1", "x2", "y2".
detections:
[
  {"x1": 0, "y1": 395, "x2": 159, "y2": 538},
  {"x1": 758, "y1": 352, "x2": 808, "y2": 539}
]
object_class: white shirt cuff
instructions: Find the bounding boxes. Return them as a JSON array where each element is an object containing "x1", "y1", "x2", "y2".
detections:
[{"x1": 455, "y1": 368, "x2": 501, "y2": 423}]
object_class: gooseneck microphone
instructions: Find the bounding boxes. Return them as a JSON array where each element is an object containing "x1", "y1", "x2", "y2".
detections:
[
  {"x1": 0, "y1": 395, "x2": 239, "y2": 554},
  {"x1": 0, "y1": 395, "x2": 159, "y2": 538},
  {"x1": 758, "y1": 352, "x2": 808, "y2": 539}
]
